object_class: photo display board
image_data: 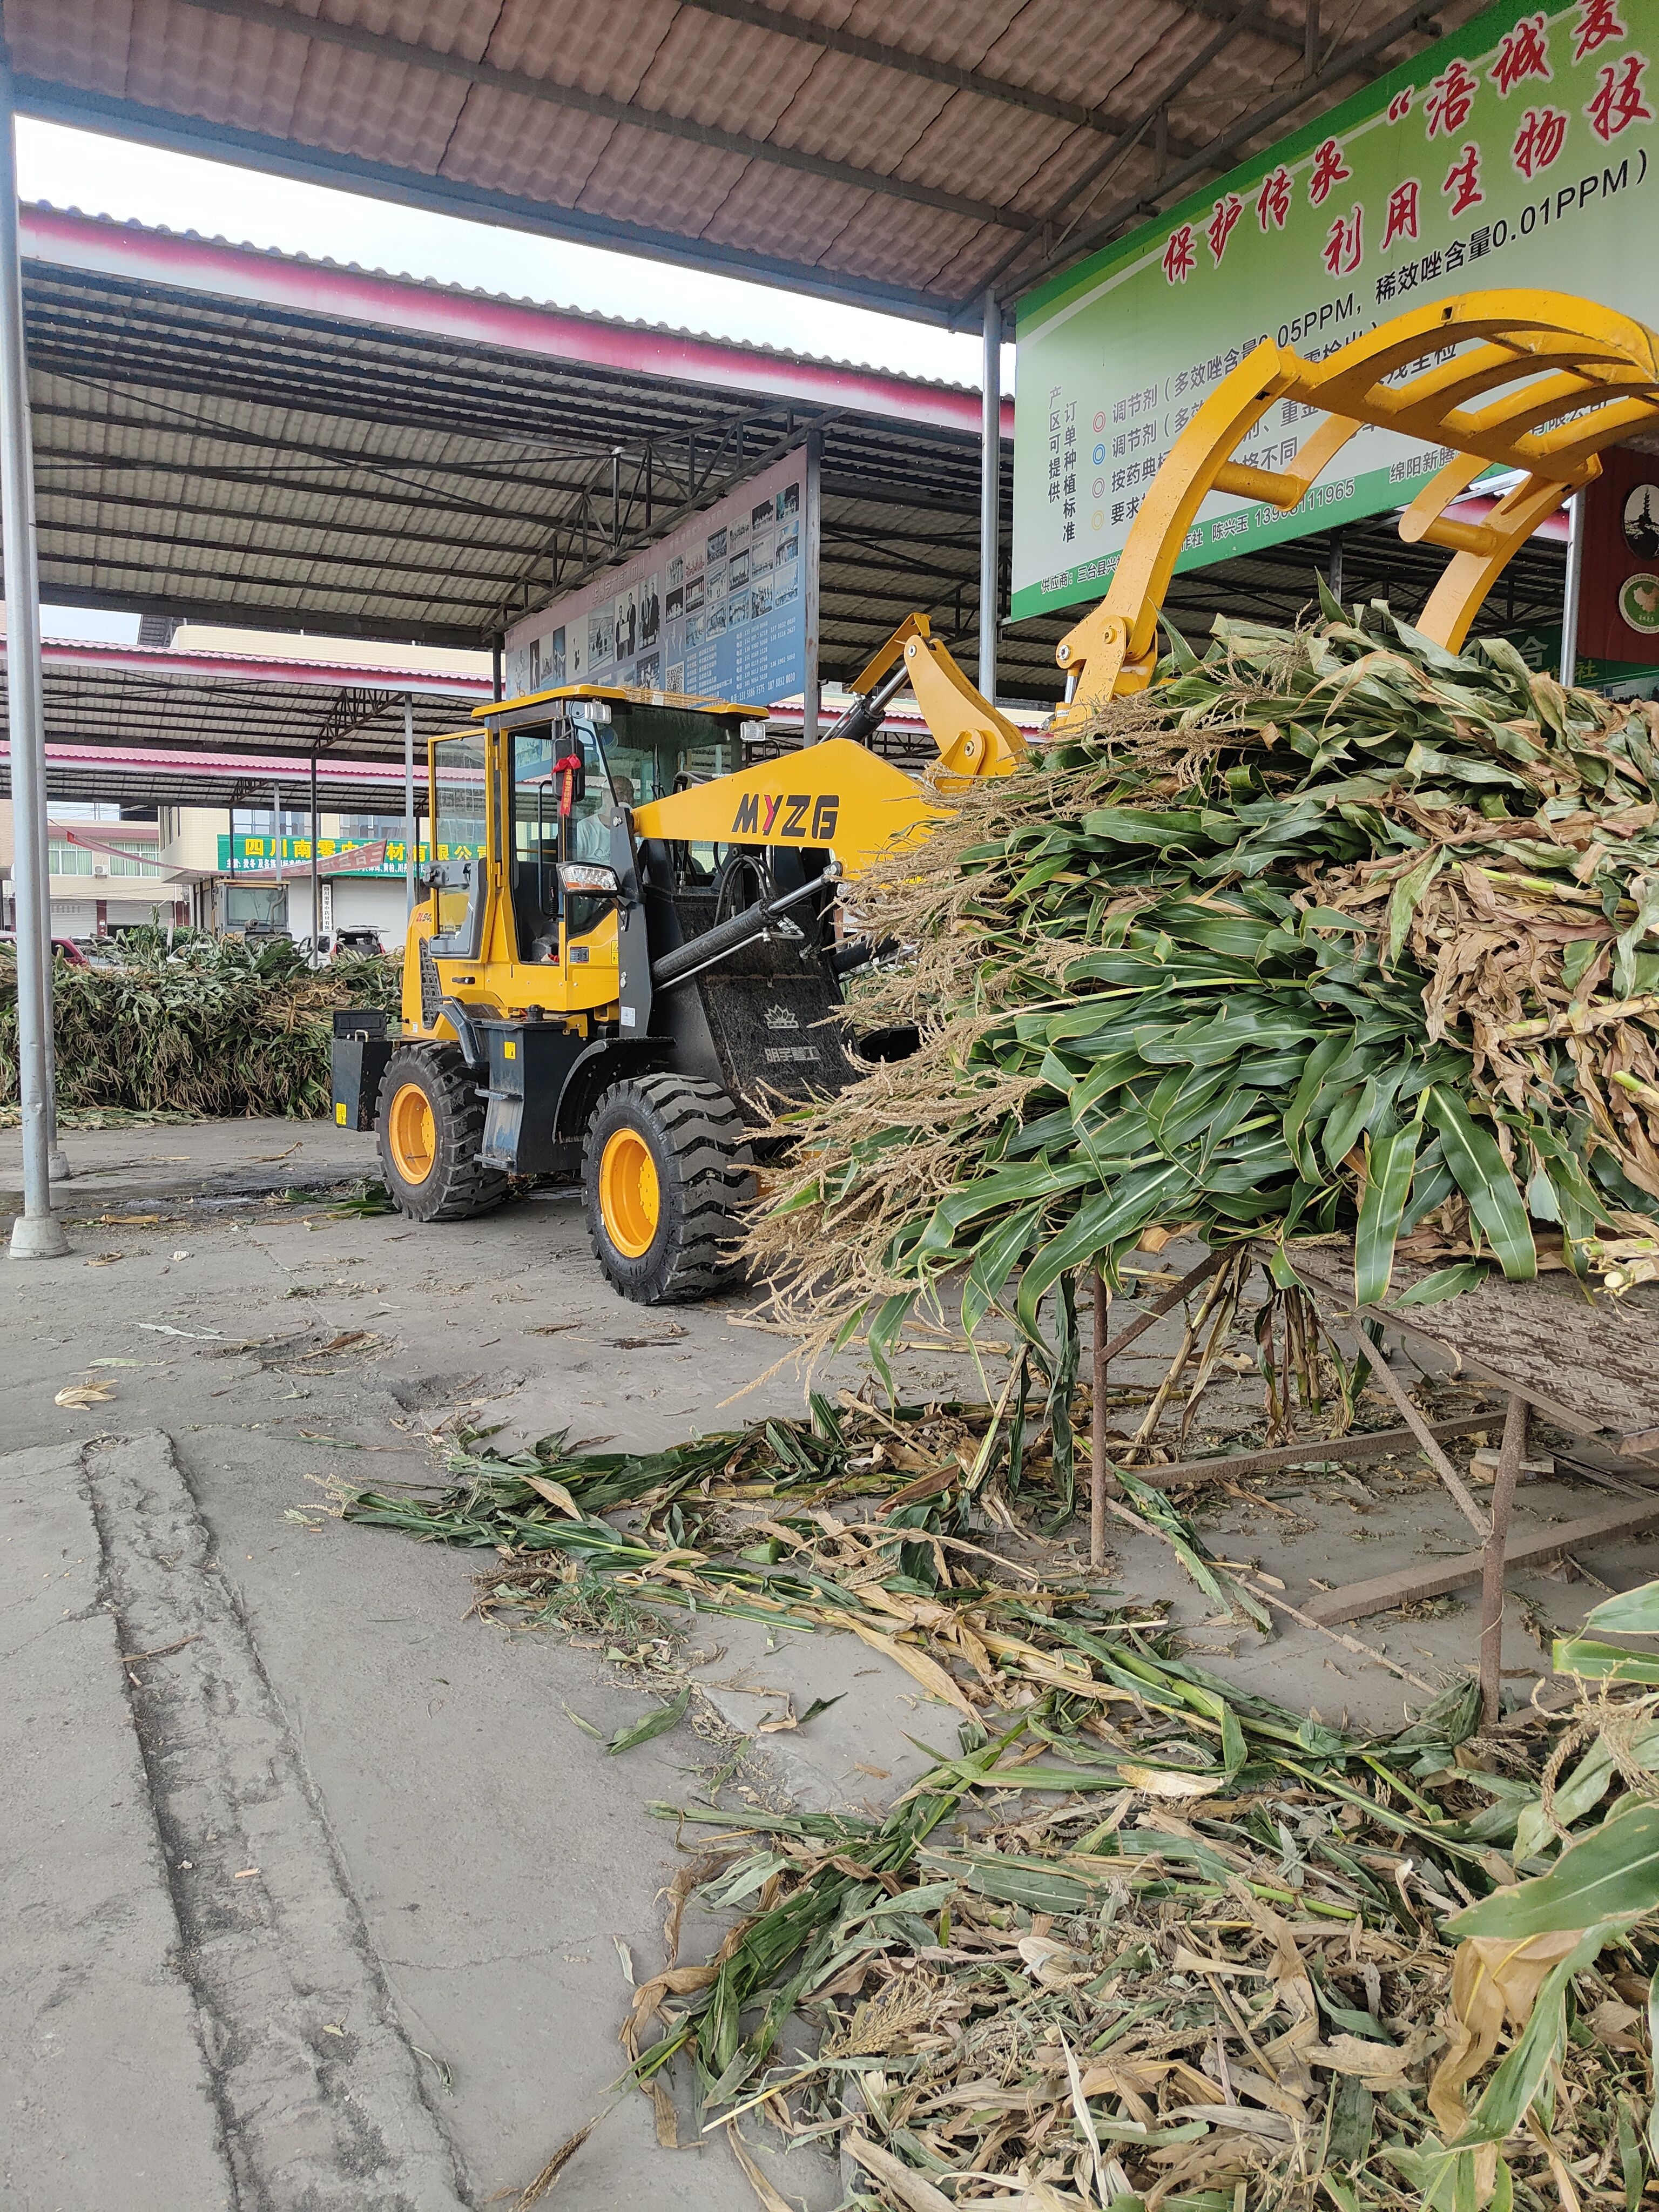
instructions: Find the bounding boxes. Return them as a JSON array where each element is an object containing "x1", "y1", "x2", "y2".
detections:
[
  {"x1": 1013, "y1": 0, "x2": 1659, "y2": 623},
  {"x1": 504, "y1": 450, "x2": 810, "y2": 707}
]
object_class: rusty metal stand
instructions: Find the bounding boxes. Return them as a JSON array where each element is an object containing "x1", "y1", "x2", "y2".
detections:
[
  {"x1": 1480, "y1": 1394, "x2": 1528, "y2": 1725},
  {"x1": 1088, "y1": 1251, "x2": 1226, "y2": 1572},
  {"x1": 1082, "y1": 1239, "x2": 1659, "y2": 1704},
  {"x1": 1090, "y1": 1264, "x2": 1109, "y2": 1572}
]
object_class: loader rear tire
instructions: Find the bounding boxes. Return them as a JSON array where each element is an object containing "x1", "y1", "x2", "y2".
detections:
[
  {"x1": 376, "y1": 1044, "x2": 508, "y2": 1222},
  {"x1": 583, "y1": 1074, "x2": 754, "y2": 1305}
]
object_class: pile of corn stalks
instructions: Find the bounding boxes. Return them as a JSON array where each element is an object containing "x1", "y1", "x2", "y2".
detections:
[
  {"x1": 753, "y1": 604, "x2": 1659, "y2": 1363},
  {"x1": 344, "y1": 1410, "x2": 1659, "y2": 2212},
  {"x1": 0, "y1": 928, "x2": 400, "y2": 1117}
]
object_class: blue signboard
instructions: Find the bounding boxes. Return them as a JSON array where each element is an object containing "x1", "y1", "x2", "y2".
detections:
[{"x1": 504, "y1": 449, "x2": 810, "y2": 709}]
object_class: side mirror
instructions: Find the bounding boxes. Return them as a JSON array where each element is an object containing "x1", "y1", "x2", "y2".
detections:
[{"x1": 559, "y1": 861, "x2": 619, "y2": 898}]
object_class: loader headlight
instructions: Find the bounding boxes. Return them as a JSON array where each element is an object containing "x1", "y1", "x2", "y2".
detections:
[
  {"x1": 740, "y1": 719, "x2": 768, "y2": 743},
  {"x1": 558, "y1": 862, "x2": 621, "y2": 896}
]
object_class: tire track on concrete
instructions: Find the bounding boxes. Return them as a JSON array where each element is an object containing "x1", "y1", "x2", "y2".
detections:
[
  {"x1": 86, "y1": 1430, "x2": 471, "y2": 2211},
  {"x1": 2, "y1": 1438, "x2": 231, "y2": 2212}
]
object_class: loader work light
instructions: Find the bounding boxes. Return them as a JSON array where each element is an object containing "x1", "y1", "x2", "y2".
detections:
[{"x1": 558, "y1": 861, "x2": 620, "y2": 896}]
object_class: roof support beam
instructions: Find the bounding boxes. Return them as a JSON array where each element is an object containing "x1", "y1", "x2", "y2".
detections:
[
  {"x1": 1177, "y1": 0, "x2": 1308, "y2": 56},
  {"x1": 675, "y1": 0, "x2": 1178, "y2": 133},
  {"x1": 33, "y1": 580, "x2": 487, "y2": 649},
  {"x1": 963, "y1": 0, "x2": 1279, "y2": 308},
  {"x1": 990, "y1": 0, "x2": 1446, "y2": 300},
  {"x1": 158, "y1": 0, "x2": 1035, "y2": 234}
]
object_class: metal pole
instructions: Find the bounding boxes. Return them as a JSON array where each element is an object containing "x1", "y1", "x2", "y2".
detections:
[
  {"x1": 403, "y1": 693, "x2": 417, "y2": 918},
  {"x1": 309, "y1": 743, "x2": 320, "y2": 959},
  {"x1": 979, "y1": 289, "x2": 1001, "y2": 704},
  {"x1": 1, "y1": 66, "x2": 67, "y2": 1258},
  {"x1": 491, "y1": 637, "x2": 504, "y2": 703},
  {"x1": 802, "y1": 428, "x2": 822, "y2": 744},
  {"x1": 1559, "y1": 490, "x2": 1585, "y2": 687}
]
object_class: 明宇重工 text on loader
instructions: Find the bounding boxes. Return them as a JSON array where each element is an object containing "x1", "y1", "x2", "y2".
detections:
[
  {"x1": 328, "y1": 615, "x2": 1027, "y2": 1303},
  {"x1": 332, "y1": 287, "x2": 1659, "y2": 1303}
]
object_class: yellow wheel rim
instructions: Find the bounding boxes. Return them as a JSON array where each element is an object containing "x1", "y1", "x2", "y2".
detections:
[
  {"x1": 388, "y1": 1082, "x2": 437, "y2": 1185},
  {"x1": 599, "y1": 1127, "x2": 660, "y2": 1258}
]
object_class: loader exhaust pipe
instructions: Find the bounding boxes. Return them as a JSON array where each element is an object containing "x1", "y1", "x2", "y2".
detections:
[{"x1": 650, "y1": 868, "x2": 837, "y2": 994}]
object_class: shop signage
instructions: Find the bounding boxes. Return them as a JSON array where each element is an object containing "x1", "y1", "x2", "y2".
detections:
[
  {"x1": 215, "y1": 835, "x2": 456, "y2": 876},
  {"x1": 1013, "y1": 0, "x2": 1659, "y2": 622},
  {"x1": 504, "y1": 450, "x2": 810, "y2": 709}
]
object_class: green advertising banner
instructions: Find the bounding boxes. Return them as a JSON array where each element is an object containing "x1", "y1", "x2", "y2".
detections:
[
  {"x1": 1013, "y1": 0, "x2": 1658, "y2": 623},
  {"x1": 214, "y1": 834, "x2": 469, "y2": 876}
]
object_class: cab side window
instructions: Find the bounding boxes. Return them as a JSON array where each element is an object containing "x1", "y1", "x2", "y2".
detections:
[
  {"x1": 511, "y1": 730, "x2": 561, "y2": 961},
  {"x1": 511, "y1": 724, "x2": 613, "y2": 958}
]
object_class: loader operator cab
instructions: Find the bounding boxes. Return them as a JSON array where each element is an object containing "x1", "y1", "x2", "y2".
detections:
[{"x1": 502, "y1": 702, "x2": 745, "y2": 962}]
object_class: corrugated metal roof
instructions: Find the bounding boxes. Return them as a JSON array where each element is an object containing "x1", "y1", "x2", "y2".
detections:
[
  {"x1": 8, "y1": 0, "x2": 1492, "y2": 323},
  {"x1": 25, "y1": 205, "x2": 1006, "y2": 423},
  {"x1": 22, "y1": 206, "x2": 1058, "y2": 701}
]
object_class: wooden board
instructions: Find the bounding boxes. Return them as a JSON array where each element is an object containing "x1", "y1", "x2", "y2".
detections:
[
  {"x1": 1285, "y1": 1242, "x2": 1659, "y2": 1445},
  {"x1": 1305, "y1": 1496, "x2": 1659, "y2": 1623}
]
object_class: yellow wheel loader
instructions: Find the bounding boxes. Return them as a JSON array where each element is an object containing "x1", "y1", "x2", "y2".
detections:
[
  {"x1": 331, "y1": 621, "x2": 1024, "y2": 1302},
  {"x1": 333, "y1": 288, "x2": 1659, "y2": 1304}
]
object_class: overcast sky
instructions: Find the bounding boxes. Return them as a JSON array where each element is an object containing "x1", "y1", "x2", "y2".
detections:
[{"x1": 22, "y1": 119, "x2": 1006, "y2": 646}]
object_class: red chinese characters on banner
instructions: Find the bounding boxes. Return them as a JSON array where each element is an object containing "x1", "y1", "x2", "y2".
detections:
[
  {"x1": 1512, "y1": 104, "x2": 1570, "y2": 176},
  {"x1": 1323, "y1": 204, "x2": 1363, "y2": 276},
  {"x1": 1162, "y1": 223, "x2": 1197, "y2": 284},
  {"x1": 1387, "y1": 86, "x2": 1413, "y2": 122},
  {"x1": 1381, "y1": 178, "x2": 1421, "y2": 248},
  {"x1": 1426, "y1": 57, "x2": 1480, "y2": 137},
  {"x1": 1490, "y1": 12, "x2": 1553, "y2": 93},
  {"x1": 1206, "y1": 192, "x2": 1244, "y2": 264},
  {"x1": 1574, "y1": 0, "x2": 1627, "y2": 62},
  {"x1": 1307, "y1": 136, "x2": 1351, "y2": 207},
  {"x1": 1587, "y1": 51, "x2": 1653, "y2": 139},
  {"x1": 1255, "y1": 165, "x2": 1292, "y2": 231},
  {"x1": 1442, "y1": 143, "x2": 1483, "y2": 215}
]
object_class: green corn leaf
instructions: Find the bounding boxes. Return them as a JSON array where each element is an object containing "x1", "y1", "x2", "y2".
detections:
[
  {"x1": 607, "y1": 1683, "x2": 692, "y2": 1755},
  {"x1": 1392, "y1": 1260, "x2": 1486, "y2": 1307},
  {"x1": 1427, "y1": 1090, "x2": 1536, "y2": 1280},
  {"x1": 1354, "y1": 1124, "x2": 1419, "y2": 1304},
  {"x1": 1584, "y1": 1579, "x2": 1659, "y2": 1635},
  {"x1": 1551, "y1": 1636, "x2": 1659, "y2": 1684},
  {"x1": 1386, "y1": 844, "x2": 1446, "y2": 966},
  {"x1": 1618, "y1": 2098, "x2": 1643, "y2": 2212},
  {"x1": 1455, "y1": 1925, "x2": 1612, "y2": 2145},
  {"x1": 1448, "y1": 1802, "x2": 1659, "y2": 1937}
]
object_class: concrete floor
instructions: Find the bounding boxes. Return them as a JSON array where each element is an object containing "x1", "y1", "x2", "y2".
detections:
[{"x1": 4, "y1": 1119, "x2": 1657, "y2": 2210}]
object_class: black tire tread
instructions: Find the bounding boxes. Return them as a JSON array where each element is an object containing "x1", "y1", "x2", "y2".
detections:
[
  {"x1": 582, "y1": 1074, "x2": 754, "y2": 1304},
  {"x1": 376, "y1": 1044, "x2": 508, "y2": 1223}
]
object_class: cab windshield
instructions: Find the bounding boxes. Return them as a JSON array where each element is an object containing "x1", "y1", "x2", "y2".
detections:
[
  {"x1": 600, "y1": 704, "x2": 740, "y2": 812},
  {"x1": 602, "y1": 704, "x2": 740, "y2": 885}
]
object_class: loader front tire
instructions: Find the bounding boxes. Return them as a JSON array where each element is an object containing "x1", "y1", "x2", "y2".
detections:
[
  {"x1": 583, "y1": 1075, "x2": 754, "y2": 1304},
  {"x1": 376, "y1": 1045, "x2": 508, "y2": 1222}
]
